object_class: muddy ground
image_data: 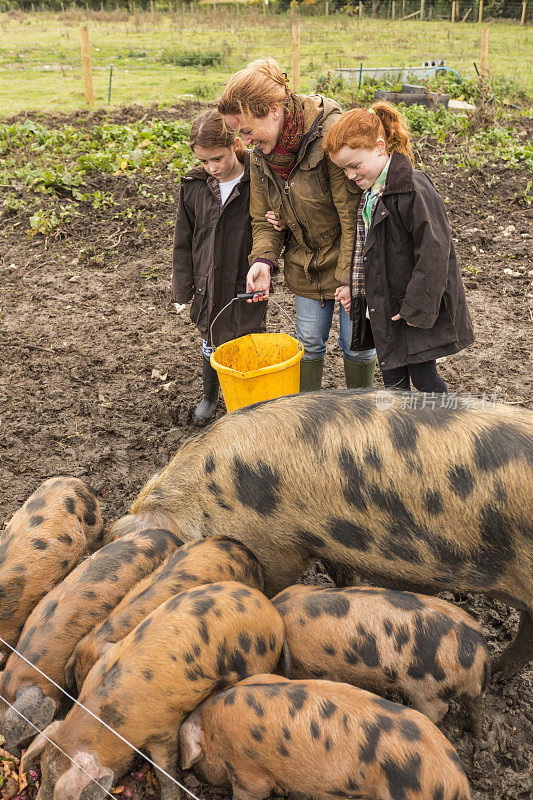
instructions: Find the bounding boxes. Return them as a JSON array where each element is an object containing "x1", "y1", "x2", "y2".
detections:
[{"x1": 0, "y1": 103, "x2": 532, "y2": 800}]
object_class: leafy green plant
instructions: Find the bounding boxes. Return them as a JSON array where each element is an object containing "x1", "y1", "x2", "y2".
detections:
[{"x1": 158, "y1": 48, "x2": 223, "y2": 66}]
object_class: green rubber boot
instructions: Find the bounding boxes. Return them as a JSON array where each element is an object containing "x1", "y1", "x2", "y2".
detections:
[
  {"x1": 299, "y1": 358, "x2": 324, "y2": 393},
  {"x1": 193, "y1": 356, "x2": 220, "y2": 425},
  {"x1": 343, "y1": 356, "x2": 376, "y2": 389}
]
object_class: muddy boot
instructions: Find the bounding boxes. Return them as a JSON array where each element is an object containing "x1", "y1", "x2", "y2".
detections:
[
  {"x1": 299, "y1": 358, "x2": 324, "y2": 393},
  {"x1": 193, "y1": 356, "x2": 219, "y2": 425},
  {"x1": 343, "y1": 356, "x2": 376, "y2": 389}
]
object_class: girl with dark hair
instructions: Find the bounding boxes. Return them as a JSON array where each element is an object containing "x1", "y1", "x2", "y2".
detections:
[
  {"x1": 172, "y1": 109, "x2": 266, "y2": 424},
  {"x1": 323, "y1": 102, "x2": 474, "y2": 393}
]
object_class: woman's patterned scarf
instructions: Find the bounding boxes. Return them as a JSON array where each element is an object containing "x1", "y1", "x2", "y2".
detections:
[{"x1": 263, "y1": 93, "x2": 305, "y2": 180}]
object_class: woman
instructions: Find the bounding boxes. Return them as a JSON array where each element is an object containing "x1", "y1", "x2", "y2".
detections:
[{"x1": 217, "y1": 58, "x2": 376, "y2": 392}]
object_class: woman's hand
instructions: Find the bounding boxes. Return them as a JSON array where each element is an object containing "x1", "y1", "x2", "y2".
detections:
[
  {"x1": 391, "y1": 313, "x2": 415, "y2": 327},
  {"x1": 335, "y1": 284, "x2": 351, "y2": 314},
  {"x1": 246, "y1": 262, "x2": 271, "y2": 301},
  {"x1": 265, "y1": 210, "x2": 287, "y2": 232}
]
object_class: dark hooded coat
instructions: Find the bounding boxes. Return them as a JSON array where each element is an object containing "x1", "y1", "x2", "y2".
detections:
[
  {"x1": 363, "y1": 151, "x2": 474, "y2": 370},
  {"x1": 172, "y1": 150, "x2": 266, "y2": 347}
]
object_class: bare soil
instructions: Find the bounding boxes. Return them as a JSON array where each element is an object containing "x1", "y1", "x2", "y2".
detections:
[{"x1": 0, "y1": 103, "x2": 532, "y2": 800}]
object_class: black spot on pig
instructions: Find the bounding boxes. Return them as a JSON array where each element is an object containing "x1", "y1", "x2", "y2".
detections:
[
  {"x1": 227, "y1": 648, "x2": 247, "y2": 678},
  {"x1": 233, "y1": 458, "x2": 281, "y2": 516},
  {"x1": 239, "y1": 633, "x2": 252, "y2": 653},
  {"x1": 446, "y1": 748, "x2": 465, "y2": 772},
  {"x1": 388, "y1": 413, "x2": 419, "y2": 452},
  {"x1": 191, "y1": 597, "x2": 215, "y2": 617},
  {"x1": 282, "y1": 725, "x2": 291, "y2": 740},
  {"x1": 435, "y1": 537, "x2": 464, "y2": 569},
  {"x1": 134, "y1": 616, "x2": 152, "y2": 642},
  {"x1": 456, "y1": 622, "x2": 482, "y2": 669},
  {"x1": 298, "y1": 530, "x2": 326, "y2": 549},
  {"x1": 269, "y1": 634, "x2": 277, "y2": 651},
  {"x1": 100, "y1": 659, "x2": 122, "y2": 691},
  {"x1": 223, "y1": 690, "x2": 236, "y2": 706},
  {"x1": 304, "y1": 593, "x2": 350, "y2": 619},
  {"x1": 344, "y1": 632, "x2": 379, "y2": 667},
  {"x1": 287, "y1": 685, "x2": 307, "y2": 715},
  {"x1": 342, "y1": 713, "x2": 350, "y2": 733},
  {"x1": 381, "y1": 753, "x2": 421, "y2": 800},
  {"x1": 327, "y1": 518, "x2": 372, "y2": 551},
  {"x1": 84, "y1": 511, "x2": 97, "y2": 527},
  {"x1": 29, "y1": 516, "x2": 45, "y2": 528},
  {"x1": 26, "y1": 498, "x2": 46, "y2": 513},
  {"x1": 310, "y1": 719, "x2": 320, "y2": 739},
  {"x1": 363, "y1": 446, "x2": 382, "y2": 470},
  {"x1": 380, "y1": 536, "x2": 423, "y2": 565},
  {"x1": 42, "y1": 600, "x2": 57, "y2": 622},
  {"x1": 324, "y1": 644, "x2": 337, "y2": 656},
  {"x1": 277, "y1": 743, "x2": 290, "y2": 757},
  {"x1": 32, "y1": 538, "x2": 48, "y2": 550},
  {"x1": 384, "y1": 667, "x2": 399, "y2": 682},
  {"x1": 338, "y1": 449, "x2": 367, "y2": 511},
  {"x1": 424, "y1": 490, "x2": 443, "y2": 516},
  {"x1": 198, "y1": 620, "x2": 210, "y2": 645},
  {"x1": 320, "y1": 699, "x2": 337, "y2": 718},
  {"x1": 204, "y1": 455, "x2": 216, "y2": 474},
  {"x1": 83, "y1": 589, "x2": 97, "y2": 600},
  {"x1": 64, "y1": 497, "x2": 76, "y2": 515},
  {"x1": 407, "y1": 613, "x2": 453, "y2": 681},
  {"x1": 372, "y1": 696, "x2": 404, "y2": 714},
  {"x1": 433, "y1": 787, "x2": 444, "y2": 800},
  {"x1": 57, "y1": 532, "x2": 73, "y2": 545},
  {"x1": 437, "y1": 686, "x2": 456, "y2": 701},
  {"x1": 398, "y1": 719, "x2": 421, "y2": 741},
  {"x1": 383, "y1": 590, "x2": 424, "y2": 611},
  {"x1": 245, "y1": 693, "x2": 264, "y2": 717},
  {"x1": 250, "y1": 726, "x2": 263, "y2": 741},
  {"x1": 142, "y1": 668, "x2": 153, "y2": 681},
  {"x1": 473, "y1": 423, "x2": 533, "y2": 472},
  {"x1": 359, "y1": 720, "x2": 382, "y2": 763},
  {"x1": 384, "y1": 620, "x2": 393, "y2": 637},
  {"x1": 448, "y1": 465, "x2": 475, "y2": 500},
  {"x1": 254, "y1": 635, "x2": 267, "y2": 656},
  {"x1": 100, "y1": 704, "x2": 125, "y2": 728}
]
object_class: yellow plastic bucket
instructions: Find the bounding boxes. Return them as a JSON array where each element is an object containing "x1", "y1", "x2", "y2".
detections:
[{"x1": 210, "y1": 332, "x2": 304, "y2": 412}]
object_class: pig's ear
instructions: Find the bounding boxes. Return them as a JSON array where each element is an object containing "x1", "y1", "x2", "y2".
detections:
[
  {"x1": 2, "y1": 687, "x2": 57, "y2": 752},
  {"x1": 21, "y1": 720, "x2": 62, "y2": 771},
  {"x1": 180, "y1": 719, "x2": 204, "y2": 770},
  {"x1": 53, "y1": 752, "x2": 114, "y2": 800}
]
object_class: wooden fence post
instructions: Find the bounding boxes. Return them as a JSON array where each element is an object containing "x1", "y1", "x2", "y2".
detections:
[
  {"x1": 80, "y1": 24, "x2": 95, "y2": 107},
  {"x1": 480, "y1": 26, "x2": 489, "y2": 77},
  {"x1": 392, "y1": 0, "x2": 395, "y2": 18},
  {"x1": 478, "y1": 0, "x2": 483, "y2": 22},
  {"x1": 420, "y1": 0, "x2": 424, "y2": 18},
  {"x1": 521, "y1": 1, "x2": 527, "y2": 23},
  {"x1": 451, "y1": 0, "x2": 456, "y2": 21},
  {"x1": 292, "y1": 22, "x2": 301, "y2": 93}
]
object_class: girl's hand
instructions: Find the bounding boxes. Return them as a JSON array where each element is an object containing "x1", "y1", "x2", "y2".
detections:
[
  {"x1": 246, "y1": 262, "x2": 271, "y2": 301},
  {"x1": 265, "y1": 210, "x2": 287, "y2": 232},
  {"x1": 335, "y1": 284, "x2": 351, "y2": 314},
  {"x1": 391, "y1": 313, "x2": 415, "y2": 327}
]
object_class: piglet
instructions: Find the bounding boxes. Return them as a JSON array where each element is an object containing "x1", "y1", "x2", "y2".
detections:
[
  {"x1": 22, "y1": 581, "x2": 285, "y2": 800},
  {"x1": 0, "y1": 477, "x2": 103, "y2": 662},
  {"x1": 67, "y1": 536, "x2": 264, "y2": 691},
  {"x1": 0, "y1": 527, "x2": 182, "y2": 752},
  {"x1": 273, "y1": 584, "x2": 490, "y2": 735},
  {"x1": 180, "y1": 674, "x2": 471, "y2": 800}
]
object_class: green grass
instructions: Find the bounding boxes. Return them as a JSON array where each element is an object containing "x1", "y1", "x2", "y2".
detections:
[{"x1": 0, "y1": 6, "x2": 531, "y2": 114}]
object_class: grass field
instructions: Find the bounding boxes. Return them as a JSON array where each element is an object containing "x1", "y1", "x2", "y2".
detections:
[{"x1": 0, "y1": 5, "x2": 531, "y2": 114}]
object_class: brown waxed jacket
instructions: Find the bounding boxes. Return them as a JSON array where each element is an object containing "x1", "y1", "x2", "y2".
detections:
[
  {"x1": 363, "y1": 151, "x2": 475, "y2": 370},
  {"x1": 249, "y1": 95, "x2": 361, "y2": 300},
  {"x1": 172, "y1": 150, "x2": 266, "y2": 347}
]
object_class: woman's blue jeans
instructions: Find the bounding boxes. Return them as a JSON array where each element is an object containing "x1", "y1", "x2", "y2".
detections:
[{"x1": 294, "y1": 296, "x2": 376, "y2": 363}]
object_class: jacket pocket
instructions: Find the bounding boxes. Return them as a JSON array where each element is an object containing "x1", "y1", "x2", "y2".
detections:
[
  {"x1": 190, "y1": 275, "x2": 208, "y2": 326},
  {"x1": 405, "y1": 295, "x2": 457, "y2": 355}
]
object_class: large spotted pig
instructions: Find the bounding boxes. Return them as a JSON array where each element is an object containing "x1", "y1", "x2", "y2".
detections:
[
  {"x1": 107, "y1": 390, "x2": 533, "y2": 678},
  {"x1": 179, "y1": 674, "x2": 471, "y2": 800},
  {"x1": 21, "y1": 581, "x2": 285, "y2": 800},
  {"x1": 67, "y1": 535, "x2": 264, "y2": 691},
  {"x1": 273, "y1": 584, "x2": 490, "y2": 734},
  {"x1": 0, "y1": 527, "x2": 182, "y2": 752},
  {"x1": 0, "y1": 477, "x2": 103, "y2": 663}
]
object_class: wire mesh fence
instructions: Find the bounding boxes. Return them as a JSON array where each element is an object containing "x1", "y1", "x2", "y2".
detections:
[{"x1": 0, "y1": 6, "x2": 531, "y2": 112}]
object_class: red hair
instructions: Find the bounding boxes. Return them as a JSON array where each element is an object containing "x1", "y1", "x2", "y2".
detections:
[{"x1": 323, "y1": 102, "x2": 414, "y2": 164}]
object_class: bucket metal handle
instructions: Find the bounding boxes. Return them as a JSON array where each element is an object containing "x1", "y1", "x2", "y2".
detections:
[{"x1": 209, "y1": 292, "x2": 300, "y2": 350}]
